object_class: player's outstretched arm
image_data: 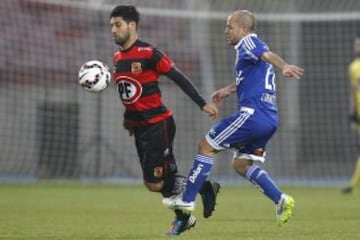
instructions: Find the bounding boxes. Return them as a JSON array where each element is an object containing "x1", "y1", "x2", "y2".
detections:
[
  {"x1": 165, "y1": 67, "x2": 208, "y2": 109},
  {"x1": 261, "y1": 51, "x2": 304, "y2": 79},
  {"x1": 282, "y1": 64, "x2": 304, "y2": 80},
  {"x1": 212, "y1": 83, "x2": 236, "y2": 105},
  {"x1": 165, "y1": 67, "x2": 219, "y2": 120}
]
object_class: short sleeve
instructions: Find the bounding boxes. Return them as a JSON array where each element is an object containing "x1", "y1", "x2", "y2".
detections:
[{"x1": 242, "y1": 35, "x2": 269, "y2": 63}]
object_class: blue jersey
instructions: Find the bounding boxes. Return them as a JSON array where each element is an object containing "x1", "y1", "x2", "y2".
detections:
[
  {"x1": 234, "y1": 33, "x2": 277, "y2": 113},
  {"x1": 205, "y1": 33, "x2": 279, "y2": 160}
]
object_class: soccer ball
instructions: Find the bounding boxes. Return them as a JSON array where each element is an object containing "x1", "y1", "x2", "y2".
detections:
[{"x1": 78, "y1": 60, "x2": 111, "y2": 92}]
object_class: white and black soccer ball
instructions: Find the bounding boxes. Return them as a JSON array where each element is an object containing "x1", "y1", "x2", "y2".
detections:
[{"x1": 78, "y1": 60, "x2": 111, "y2": 92}]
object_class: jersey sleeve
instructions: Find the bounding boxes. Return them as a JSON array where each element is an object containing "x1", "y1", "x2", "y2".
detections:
[
  {"x1": 165, "y1": 67, "x2": 206, "y2": 109},
  {"x1": 152, "y1": 48, "x2": 174, "y2": 74},
  {"x1": 242, "y1": 35, "x2": 269, "y2": 63}
]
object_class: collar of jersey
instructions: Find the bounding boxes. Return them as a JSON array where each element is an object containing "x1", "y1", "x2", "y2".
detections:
[
  {"x1": 120, "y1": 39, "x2": 139, "y2": 52},
  {"x1": 234, "y1": 33, "x2": 258, "y2": 50}
]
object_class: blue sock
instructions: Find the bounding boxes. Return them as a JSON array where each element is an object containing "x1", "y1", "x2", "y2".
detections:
[
  {"x1": 182, "y1": 154, "x2": 214, "y2": 203},
  {"x1": 246, "y1": 165, "x2": 282, "y2": 204}
]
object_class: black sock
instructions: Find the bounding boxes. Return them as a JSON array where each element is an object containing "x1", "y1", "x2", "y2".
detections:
[
  {"x1": 174, "y1": 209, "x2": 190, "y2": 220},
  {"x1": 161, "y1": 174, "x2": 176, "y2": 198},
  {"x1": 161, "y1": 174, "x2": 186, "y2": 198}
]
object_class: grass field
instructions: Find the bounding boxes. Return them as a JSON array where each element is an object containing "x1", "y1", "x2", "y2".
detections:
[{"x1": 0, "y1": 183, "x2": 359, "y2": 240}]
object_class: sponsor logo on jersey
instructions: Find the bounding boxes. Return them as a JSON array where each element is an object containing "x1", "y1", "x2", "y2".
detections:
[
  {"x1": 131, "y1": 62, "x2": 142, "y2": 74},
  {"x1": 261, "y1": 93, "x2": 276, "y2": 105},
  {"x1": 138, "y1": 47, "x2": 152, "y2": 52},
  {"x1": 116, "y1": 76, "x2": 142, "y2": 104}
]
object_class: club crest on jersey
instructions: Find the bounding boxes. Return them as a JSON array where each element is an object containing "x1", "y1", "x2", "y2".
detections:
[
  {"x1": 116, "y1": 76, "x2": 142, "y2": 104},
  {"x1": 131, "y1": 62, "x2": 142, "y2": 74},
  {"x1": 154, "y1": 167, "x2": 163, "y2": 177}
]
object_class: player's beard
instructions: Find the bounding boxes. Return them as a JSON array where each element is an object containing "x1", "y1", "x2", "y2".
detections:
[{"x1": 115, "y1": 28, "x2": 131, "y2": 47}]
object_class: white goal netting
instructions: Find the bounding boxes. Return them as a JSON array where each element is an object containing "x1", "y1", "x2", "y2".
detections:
[{"x1": 1, "y1": 0, "x2": 359, "y2": 185}]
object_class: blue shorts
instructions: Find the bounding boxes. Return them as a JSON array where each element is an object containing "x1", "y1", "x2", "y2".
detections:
[{"x1": 205, "y1": 107, "x2": 278, "y2": 162}]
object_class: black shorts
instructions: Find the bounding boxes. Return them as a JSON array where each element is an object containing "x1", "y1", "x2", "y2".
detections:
[{"x1": 133, "y1": 116, "x2": 178, "y2": 183}]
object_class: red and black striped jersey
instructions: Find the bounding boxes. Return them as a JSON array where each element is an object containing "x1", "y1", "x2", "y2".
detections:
[{"x1": 113, "y1": 40, "x2": 173, "y2": 126}]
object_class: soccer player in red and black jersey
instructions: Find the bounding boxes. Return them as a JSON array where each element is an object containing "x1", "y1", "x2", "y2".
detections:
[{"x1": 110, "y1": 5, "x2": 220, "y2": 235}]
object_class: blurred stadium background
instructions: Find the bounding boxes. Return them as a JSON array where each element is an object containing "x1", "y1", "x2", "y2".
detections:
[{"x1": 0, "y1": 0, "x2": 359, "y2": 185}]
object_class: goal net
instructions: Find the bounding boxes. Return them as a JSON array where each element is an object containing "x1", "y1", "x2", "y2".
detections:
[{"x1": 1, "y1": 0, "x2": 359, "y2": 185}]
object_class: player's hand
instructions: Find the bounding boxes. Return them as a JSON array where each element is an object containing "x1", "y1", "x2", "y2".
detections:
[
  {"x1": 212, "y1": 87, "x2": 232, "y2": 105},
  {"x1": 123, "y1": 119, "x2": 134, "y2": 136},
  {"x1": 202, "y1": 103, "x2": 218, "y2": 120},
  {"x1": 282, "y1": 64, "x2": 304, "y2": 80}
]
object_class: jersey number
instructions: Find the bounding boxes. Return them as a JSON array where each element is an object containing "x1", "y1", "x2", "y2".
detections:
[{"x1": 265, "y1": 66, "x2": 276, "y2": 91}]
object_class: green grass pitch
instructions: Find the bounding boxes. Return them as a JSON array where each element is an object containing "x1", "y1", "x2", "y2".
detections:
[{"x1": 0, "y1": 183, "x2": 359, "y2": 240}]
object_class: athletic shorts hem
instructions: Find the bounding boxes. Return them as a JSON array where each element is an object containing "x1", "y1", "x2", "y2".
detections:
[
  {"x1": 205, "y1": 134, "x2": 225, "y2": 150},
  {"x1": 233, "y1": 152, "x2": 265, "y2": 163}
]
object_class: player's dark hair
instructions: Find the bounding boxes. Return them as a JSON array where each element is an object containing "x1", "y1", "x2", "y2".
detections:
[{"x1": 110, "y1": 5, "x2": 140, "y2": 27}]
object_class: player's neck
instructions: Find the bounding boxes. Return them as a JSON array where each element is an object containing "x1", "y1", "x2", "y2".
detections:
[{"x1": 121, "y1": 35, "x2": 138, "y2": 51}]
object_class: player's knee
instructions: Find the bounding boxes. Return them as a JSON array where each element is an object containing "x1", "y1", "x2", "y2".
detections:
[
  {"x1": 198, "y1": 137, "x2": 216, "y2": 156},
  {"x1": 144, "y1": 181, "x2": 164, "y2": 192},
  {"x1": 232, "y1": 158, "x2": 252, "y2": 177}
]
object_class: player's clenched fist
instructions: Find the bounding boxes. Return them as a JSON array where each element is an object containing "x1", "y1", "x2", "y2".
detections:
[{"x1": 202, "y1": 103, "x2": 219, "y2": 120}]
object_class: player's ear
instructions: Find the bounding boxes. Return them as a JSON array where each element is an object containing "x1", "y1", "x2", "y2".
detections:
[
  {"x1": 129, "y1": 21, "x2": 137, "y2": 31},
  {"x1": 239, "y1": 26, "x2": 247, "y2": 36}
]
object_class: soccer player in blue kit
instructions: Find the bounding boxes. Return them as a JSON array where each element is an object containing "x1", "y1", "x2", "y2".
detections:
[{"x1": 163, "y1": 10, "x2": 304, "y2": 227}]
